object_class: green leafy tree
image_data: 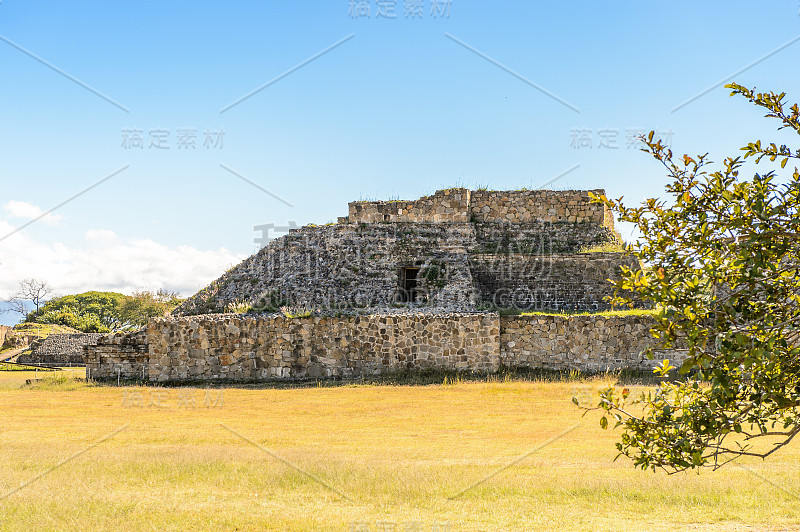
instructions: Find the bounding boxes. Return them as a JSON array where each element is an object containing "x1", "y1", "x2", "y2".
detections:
[
  {"x1": 35, "y1": 307, "x2": 111, "y2": 332},
  {"x1": 27, "y1": 290, "x2": 183, "y2": 332},
  {"x1": 27, "y1": 291, "x2": 126, "y2": 331},
  {"x1": 118, "y1": 289, "x2": 183, "y2": 328},
  {"x1": 587, "y1": 83, "x2": 800, "y2": 472}
]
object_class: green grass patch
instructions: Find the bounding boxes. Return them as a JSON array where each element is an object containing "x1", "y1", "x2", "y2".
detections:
[
  {"x1": 578, "y1": 241, "x2": 626, "y2": 253},
  {"x1": 521, "y1": 308, "x2": 658, "y2": 318},
  {"x1": 0, "y1": 361, "x2": 35, "y2": 371},
  {"x1": 10, "y1": 323, "x2": 80, "y2": 336},
  {"x1": 476, "y1": 304, "x2": 657, "y2": 318},
  {"x1": 22, "y1": 372, "x2": 94, "y2": 391}
]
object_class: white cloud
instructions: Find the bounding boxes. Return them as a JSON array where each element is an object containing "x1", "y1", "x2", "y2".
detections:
[
  {"x1": 85, "y1": 229, "x2": 118, "y2": 243},
  {"x1": 2, "y1": 201, "x2": 63, "y2": 226},
  {"x1": 0, "y1": 221, "x2": 244, "y2": 298}
]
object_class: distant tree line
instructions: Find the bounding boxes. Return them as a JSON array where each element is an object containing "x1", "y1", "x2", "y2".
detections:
[{"x1": 3, "y1": 279, "x2": 183, "y2": 333}]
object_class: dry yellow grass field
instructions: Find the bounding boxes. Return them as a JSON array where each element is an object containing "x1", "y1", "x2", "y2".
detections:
[{"x1": 1, "y1": 370, "x2": 799, "y2": 531}]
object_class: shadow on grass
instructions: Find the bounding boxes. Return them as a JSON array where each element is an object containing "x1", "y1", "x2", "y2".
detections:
[{"x1": 88, "y1": 366, "x2": 676, "y2": 390}]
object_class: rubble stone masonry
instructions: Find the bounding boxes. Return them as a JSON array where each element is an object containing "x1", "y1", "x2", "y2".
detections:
[
  {"x1": 85, "y1": 312, "x2": 683, "y2": 382},
  {"x1": 96, "y1": 188, "x2": 664, "y2": 383},
  {"x1": 17, "y1": 333, "x2": 103, "y2": 365},
  {"x1": 0, "y1": 325, "x2": 10, "y2": 348}
]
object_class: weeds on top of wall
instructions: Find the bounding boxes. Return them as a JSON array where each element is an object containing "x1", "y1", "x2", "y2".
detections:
[
  {"x1": 226, "y1": 300, "x2": 252, "y2": 314},
  {"x1": 578, "y1": 241, "x2": 626, "y2": 253},
  {"x1": 519, "y1": 308, "x2": 658, "y2": 318},
  {"x1": 280, "y1": 306, "x2": 313, "y2": 319}
]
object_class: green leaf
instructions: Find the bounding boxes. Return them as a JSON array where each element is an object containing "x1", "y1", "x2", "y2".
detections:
[{"x1": 596, "y1": 82, "x2": 800, "y2": 473}]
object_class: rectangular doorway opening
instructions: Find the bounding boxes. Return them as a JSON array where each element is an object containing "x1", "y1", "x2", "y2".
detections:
[{"x1": 398, "y1": 267, "x2": 420, "y2": 302}]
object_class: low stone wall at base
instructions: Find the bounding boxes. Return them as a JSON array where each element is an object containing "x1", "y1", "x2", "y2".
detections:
[
  {"x1": 84, "y1": 329, "x2": 148, "y2": 379},
  {"x1": 17, "y1": 333, "x2": 103, "y2": 366},
  {"x1": 149, "y1": 312, "x2": 499, "y2": 382},
  {"x1": 85, "y1": 312, "x2": 684, "y2": 382},
  {"x1": 499, "y1": 314, "x2": 684, "y2": 372}
]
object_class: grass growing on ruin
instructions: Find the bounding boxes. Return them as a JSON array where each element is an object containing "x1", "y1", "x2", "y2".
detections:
[
  {"x1": 5, "y1": 322, "x2": 79, "y2": 338},
  {"x1": 521, "y1": 308, "x2": 659, "y2": 318},
  {"x1": 1, "y1": 370, "x2": 799, "y2": 531},
  {"x1": 578, "y1": 241, "x2": 626, "y2": 253},
  {"x1": 482, "y1": 306, "x2": 659, "y2": 318}
]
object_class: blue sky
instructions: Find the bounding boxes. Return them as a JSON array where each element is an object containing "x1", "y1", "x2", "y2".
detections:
[{"x1": 1, "y1": 1, "x2": 799, "y2": 323}]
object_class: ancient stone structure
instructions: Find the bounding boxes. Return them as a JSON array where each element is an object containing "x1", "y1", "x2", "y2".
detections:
[
  {"x1": 86, "y1": 188, "x2": 667, "y2": 383},
  {"x1": 344, "y1": 188, "x2": 612, "y2": 225},
  {"x1": 175, "y1": 188, "x2": 635, "y2": 315},
  {"x1": 17, "y1": 333, "x2": 103, "y2": 366},
  {"x1": 85, "y1": 329, "x2": 148, "y2": 379},
  {"x1": 0, "y1": 325, "x2": 10, "y2": 348},
  {"x1": 85, "y1": 312, "x2": 683, "y2": 382}
]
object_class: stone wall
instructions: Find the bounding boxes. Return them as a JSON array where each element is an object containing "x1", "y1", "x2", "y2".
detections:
[
  {"x1": 177, "y1": 223, "x2": 480, "y2": 315},
  {"x1": 0, "y1": 325, "x2": 10, "y2": 347},
  {"x1": 347, "y1": 188, "x2": 471, "y2": 224},
  {"x1": 472, "y1": 221, "x2": 618, "y2": 254},
  {"x1": 84, "y1": 329, "x2": 148, "y2": 380},
  {"x1": 471, "y1": 253, "x2": 641, "y2": 312},
  {"x1": 17, "y1": 333, "x2": 103, "y2": 365},
  {"x1": 2, "y1": 330, "x2": 41, "y2": 350},
  {"x1": 86, "y1": 312, "x2": 500, "y2": 382},
  {"x1": 500, "y1": 314, "x2": 685, "y2": 372},
  {"x1": 345, "y1": 188, "x2": 612, "y2": 227},
  {"x1": 85, "y1": 312, "x2": 681, "y2": 382},
  {"x1": 469, "y1": 189, "x2": 609, "y2": 225},
  {"x1": 149, "y1": 312, "x2": 499, "y2": 382},
  {"x1": 176, "y1": 221, "x2": 626, "y2": 316}
]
